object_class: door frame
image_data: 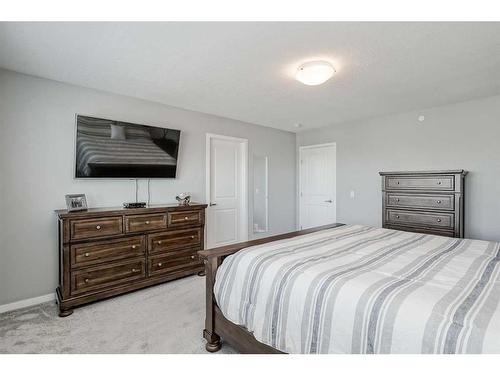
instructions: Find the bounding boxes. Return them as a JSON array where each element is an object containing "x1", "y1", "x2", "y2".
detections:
[
  {"x1": 298, "y1": 142, "x2": 337, "y2": 230},
  {"x1": 205, "y1": 133, "x2": 249, "y2": 248}
]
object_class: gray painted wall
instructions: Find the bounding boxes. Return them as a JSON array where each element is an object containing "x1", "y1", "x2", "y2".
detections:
[
  {"x1": 0, "y1": 69, "x2": 296, "y2": 305},
  {"x1": 297, "y1": 95, "x2": 500, "y2": 242}
]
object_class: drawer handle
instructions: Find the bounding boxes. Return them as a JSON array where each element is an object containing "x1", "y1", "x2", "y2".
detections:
[
  {"x1": 190, "y1": 235, "x2": 195, "y2": 239},
  {"x1": 84, "y1": 252, "x2": 90, "y2": 257},
  {"x1": 397, "y1": 181, "x2": 400, "y2": 185},
  {"x1": 437, "y1": 218, "x2": 442, "y2": 223},
  {"x1": 132, "y1": 245, "x2": 137, "y2": 249},
  {"x1": 145, "y1": 221, "x2": 150, "y2": 225},
  {"x1": 438, "y1": 181, "x2": 442, "y2": 185},
  {"x1": 190, "y1": 255, "x2": 195, "y2": 260},
  {"x1": 184, "y1": 216, "x2": 189, "y2": 220},
  {"x1": 158, "y1": 262, "x2": 163, "y2": 267},
  {"x1": 437, "y1": 200, "x2": 442, "y2": 204},
  {"x1": 396, "y1": 198, "x2": 400, "y2": 202},
  {"x1": 132, "y1": 268, "x2": 140, "y2": 273},
  {"x1": 96, "y1": 225, "x2": 101, "y2": 230},
  {"x1": 157, "y1": 240, "x2": 162, "y2": 245},
  {"x1": 396, "y1": 215, "x2": 400, "y2": 219},
  {"x1": 84, "y1": 278, "x2": 90, "y2": 283}
]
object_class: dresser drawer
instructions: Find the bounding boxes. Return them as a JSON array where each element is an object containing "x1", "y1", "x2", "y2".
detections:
[
  {"x1": 70, "y1": 216, "x2": 123, "y2": 240},
  {"x1": 125, "y1": 213, "x2": 167, "y2": 233},
  {"x1": 386, "y1": 176, "x2": 454, "y2": 191},
  {"x1": 71, "y1": 258, "x2": 146, "y2": 295},
  {"x1": 148, "y1": 228, "x2": 201, "y2": 255},
  {"x1": 386, "y1": 209, "x2": 454, "y2": 229},
  {"x1": 386, "y1": 193, "x2": 455, "y2": 211},
  {"x1": 148, "y1": 249, "x2": 202, "y2": 278},
  {"x1": 71, "y1": 236, "x2": 145, "y2": 268},
  {"x1": 167, "y1": 210, "x2": 202, "y2": 228},
  {"x1": 385, "y1": 224, "x2": 455, "y2": 238}
]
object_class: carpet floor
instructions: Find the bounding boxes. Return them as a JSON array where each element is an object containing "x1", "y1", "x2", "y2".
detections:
[{"x1": 0, "y1": 275, "x2": 236, "y2": 354}]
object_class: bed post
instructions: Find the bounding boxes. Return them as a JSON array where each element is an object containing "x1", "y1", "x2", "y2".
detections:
[{"x1": 203, "y1": 256, "x2": 222, "y2": 352}]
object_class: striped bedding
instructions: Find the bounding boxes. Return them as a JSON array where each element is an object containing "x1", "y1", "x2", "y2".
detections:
[
  {"x1": 214, "y1": 224, "x2": 500, "y2": 354},
  {"x1": 76, "y1": 134, "x2": 177, "y2": 177}
]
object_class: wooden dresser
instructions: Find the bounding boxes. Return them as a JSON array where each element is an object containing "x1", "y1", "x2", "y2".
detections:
[
  {"x1": 55, "y1": 203, "x2": 207, "y2": 317},
  {"x1": 380, "y1": 170, "x2": 467, "y2": 238}
]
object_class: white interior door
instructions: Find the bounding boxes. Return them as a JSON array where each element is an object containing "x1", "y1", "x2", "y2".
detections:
[
  {"x1": 206, "y1": 134, "x2": 248, "y2": 249},
  {"x1": 299, "y1": 143, "x2": 336, "y2": 229}
]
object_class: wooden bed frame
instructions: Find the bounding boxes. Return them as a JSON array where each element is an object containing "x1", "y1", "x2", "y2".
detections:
[{"x1": 197, "y1": 223, "x2": 344, "y2": 354}]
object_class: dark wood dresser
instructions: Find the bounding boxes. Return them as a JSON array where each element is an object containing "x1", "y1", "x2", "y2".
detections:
[
  {"x1": 55, "y1": 203, "x2": 207, "y2": 317},
  {"x1": 380, "y1": 170, "x2": 467, "y2": 238}
]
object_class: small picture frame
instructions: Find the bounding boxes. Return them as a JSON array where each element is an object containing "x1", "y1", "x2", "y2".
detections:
[{"x1": 65, "y1": 194, "x2": 88, "y2": 212}]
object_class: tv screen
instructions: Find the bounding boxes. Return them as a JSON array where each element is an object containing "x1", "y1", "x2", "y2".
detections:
[{"x1": 75, "y1": 115, "x2": 180, "y2": 178}]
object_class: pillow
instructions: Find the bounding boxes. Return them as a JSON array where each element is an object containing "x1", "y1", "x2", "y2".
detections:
[{"x1": 111, "y1": 124, "x2": 126, "y2": 140}]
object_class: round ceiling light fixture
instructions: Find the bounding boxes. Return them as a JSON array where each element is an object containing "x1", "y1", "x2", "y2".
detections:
[{"x1": 295, "y1": 61, "x2": 335, "y2": 86}]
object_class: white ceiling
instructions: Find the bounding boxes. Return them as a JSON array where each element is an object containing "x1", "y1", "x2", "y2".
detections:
[{"x1": 1, "y1": 22, "x2": 499, "y2": 132}]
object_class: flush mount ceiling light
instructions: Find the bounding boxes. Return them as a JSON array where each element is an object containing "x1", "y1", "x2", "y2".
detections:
[{"x1": 295, "y1": 61, "x2": 335, "y2": 86}]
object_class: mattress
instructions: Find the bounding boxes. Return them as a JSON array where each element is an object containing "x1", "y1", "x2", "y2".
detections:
[{"x1": 214, "y1": 224, "x2": 500, "y2": 353}]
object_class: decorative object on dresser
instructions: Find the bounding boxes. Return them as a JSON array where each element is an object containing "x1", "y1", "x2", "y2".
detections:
[
  {"x1": 379, "y1": 170, "x2": 467, "y2": 238},
  {"x1": 55, "y1": 203, "x2": 207, "y2": 317},
  {"x1": 175, "y1": 192, "x2": 191, "y2": 206},
  {"x1": 65, "y1": 194, "x2": 88, "y2": 212}
]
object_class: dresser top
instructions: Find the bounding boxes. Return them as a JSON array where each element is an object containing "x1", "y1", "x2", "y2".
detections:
[
  {"x1": 379, "y1": 170, "x2": 468, "y2": 176},
  {"x1": 55, "y1": 202, "x2": 207, "y2": 219}
]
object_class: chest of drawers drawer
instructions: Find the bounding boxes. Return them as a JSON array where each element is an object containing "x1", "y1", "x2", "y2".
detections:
[
  {"x1": 71, "y1": 235, "x2": 145, "y2": 268},
  {"x1": 125, "y1": 213, "x2": 167, "y2": 233},
  {"x1": 70, "y1": 216, "x2": 123, "y2": 240},
  {"x1": 386, "y1": 175, "x2": 454, "y2": 191},
  {"x1": 385, "y1": 224, "x2": 455, "y2": 238},
  {"x1": 386, "y1": 193, "x2": 454, "y2": 211},
  {"x1": 148, "y1": 248, "x2": 202, "y2": 277},
  {"x1": 167, "y1": 210, "x2": 202, "y2": 228},
  {"x1": 148, "y1": 228, "x2": 201, "y2": 255},
  {"x1": 386, "y1": 209, "x2": 454, "y2": 229},
  {"x1": 71, "y1": 258, "x2": 146, "y2": 296}
]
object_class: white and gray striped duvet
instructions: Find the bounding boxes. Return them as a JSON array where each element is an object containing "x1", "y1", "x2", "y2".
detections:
[{"x1": 214, "y1": 225, "x2": 500, "y2": 353}]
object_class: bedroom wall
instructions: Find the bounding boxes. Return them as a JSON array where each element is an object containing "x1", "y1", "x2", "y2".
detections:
[
  {"x1": 297, "y1": 94, "x2": 500, "y2": 242},
  {"x1": 0, "y1": 69, "x2": 296, "y2": 305}
]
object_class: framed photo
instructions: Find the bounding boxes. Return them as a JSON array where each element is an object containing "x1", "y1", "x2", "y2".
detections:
[{"x1": 65, "y1": 194, "x2": 88, "y2": 212}]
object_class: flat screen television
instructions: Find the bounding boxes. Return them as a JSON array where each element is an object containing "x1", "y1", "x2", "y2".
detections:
[{"x1": 75, "y1": 115, "x2": 181, "y2": 178}]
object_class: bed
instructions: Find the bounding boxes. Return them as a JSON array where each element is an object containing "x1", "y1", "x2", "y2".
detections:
[{"x1": 198, "y1": 224, "x2": 500, "y2": 354}]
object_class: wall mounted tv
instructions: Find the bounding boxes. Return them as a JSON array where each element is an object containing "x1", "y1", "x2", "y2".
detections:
[{"x1": 75, "y1": 115, "x2": 181, "y2": 178}]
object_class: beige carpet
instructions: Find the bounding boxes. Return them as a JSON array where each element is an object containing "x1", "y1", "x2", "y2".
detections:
[{"x1": 0, "y1": 275, "x2": 236, "y2": 354}]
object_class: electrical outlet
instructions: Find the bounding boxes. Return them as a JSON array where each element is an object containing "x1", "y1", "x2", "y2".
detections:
[{"x1": 350, "y1": 190, "x2": 355, "y2": 199}]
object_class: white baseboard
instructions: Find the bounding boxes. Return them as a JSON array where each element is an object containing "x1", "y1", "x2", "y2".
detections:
[{"x1": 0, "y1": 293, "x2": 56, "y2": 314}]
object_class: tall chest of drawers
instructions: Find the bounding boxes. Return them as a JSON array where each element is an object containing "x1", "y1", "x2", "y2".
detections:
[
  {"x1": 55, "y1": 203, "x2": 207, "y2": 317},
  {"x1": 379, "y1": 170, "x2": 467, "y2": 238}
]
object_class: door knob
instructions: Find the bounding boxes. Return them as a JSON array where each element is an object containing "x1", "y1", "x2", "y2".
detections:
[
  {"x1": 209, "y1": 203, "x2": 217, "y2": 206},
  {"x1": 324, "y1": 200, "x2": 333, "y2": 203}
]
